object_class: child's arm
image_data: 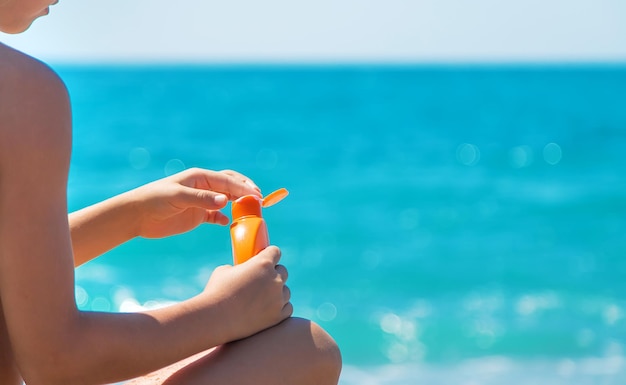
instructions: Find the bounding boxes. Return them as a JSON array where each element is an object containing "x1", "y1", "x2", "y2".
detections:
[
  {"x1": 0, "y1": 48, "x2": 291, "y2": 385},
  {"x1": 69, "y1": 168, "x2": 262, "y2": 267}
]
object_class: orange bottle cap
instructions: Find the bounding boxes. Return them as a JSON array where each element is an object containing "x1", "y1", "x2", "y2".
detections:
[
  {"x1": 232, "y1": 195, "x2": 262, "y2": 220},
  {"x1": 232, "y1": 188, "x2": 289, "y2": 220},
  {"x1": 262, "y1": 188, "x2": 289, "y2": 208}
]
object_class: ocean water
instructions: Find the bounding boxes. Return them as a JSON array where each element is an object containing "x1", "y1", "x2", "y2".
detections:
[{"x1": 56, "y1": 64, "x2": 626, "y2": 384}]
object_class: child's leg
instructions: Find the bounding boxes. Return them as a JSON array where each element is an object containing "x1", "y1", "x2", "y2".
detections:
[{"x1": 125, "y1": 317, "x2": 341, "y2": 385}]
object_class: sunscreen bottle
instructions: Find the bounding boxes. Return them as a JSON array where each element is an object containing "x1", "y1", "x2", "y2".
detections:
[{"x1": 230, "y1": 188, "x2": 289, "y2": 265}]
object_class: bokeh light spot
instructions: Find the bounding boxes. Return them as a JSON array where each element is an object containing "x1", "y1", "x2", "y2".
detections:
[
  {"x1": 380, "y1": 313, "x2": 402, "y2": 334},
  {"x1": 456, "y1": 143, "x2": 480, "y2": 166},
  {"x1": 128, "y1": 147, "x2": 151, "y2": 170},
  {"x1": 543, "y1": 142, "x2": 562, "y2": 165},
  {"x1": 509, "y1": 145, "x2": 534, "y2": 168},
  {"x1": 317, "y1": 302, "x2": 338, "y2": 322},
  {"x1": 91, "y1": 297, "x2": 112, "y2": 312},
  {"x1": 386, "y1": 343, "x2": 409, "y2": 363},
  {"x1": 164, "y1": 159, "x2": 186, "y2": 176},
  {"x1": 604, "y1": 304, "x2": 622, "y2": 325},
  {"x1": 75, "y1": 285, "x2": 89, "y2": 307}
]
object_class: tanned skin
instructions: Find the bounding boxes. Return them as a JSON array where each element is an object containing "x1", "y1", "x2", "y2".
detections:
[{"x1": 0, "y1": 2, "x2": 341, "y2": 384}]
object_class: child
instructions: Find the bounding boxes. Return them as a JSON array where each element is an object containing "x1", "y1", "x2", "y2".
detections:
[{"x1": 0, "y1": 1, "x2": 342, "y2": 384}]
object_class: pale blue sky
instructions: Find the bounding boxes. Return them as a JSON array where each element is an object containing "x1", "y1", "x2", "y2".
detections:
[{"x1": 1, "y1": 0, "x2": 625, "y2": 63}]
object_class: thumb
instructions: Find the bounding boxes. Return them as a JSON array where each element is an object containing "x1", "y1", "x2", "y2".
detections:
[
  {"x1": 177, "y1": 185, "x2": 228, "y2": 211},
  {"x1": 255, "y1": 246, "x2": 282, "y2": 266}
]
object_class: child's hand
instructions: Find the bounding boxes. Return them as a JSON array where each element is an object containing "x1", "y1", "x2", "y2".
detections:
[
  {"x1": 202, "y1": 246, "x2": 292, "y2": 341},
  {"x1": 129, "y1": 168, "x2": 262, "y2": 239},
  {"x1": 69, "y1": 167, "x2": 261, "y2": 266}
]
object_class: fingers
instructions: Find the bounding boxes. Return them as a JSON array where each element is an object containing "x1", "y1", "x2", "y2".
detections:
[
  {"x1": 175, "y1": 185, "x2": 229, "y2": 211},
  {"x1": 250, "y1": 247, "x2": 290, "y2": 301},
  {"x1": 165, "y1": 169, "x2": 262, "y2": 221},
  {"x1": 176, "y1": 168, "x2": 262, "y2": 201},
  {"x1": 232, "y1": 245, "x2": 293, "y2": 323},
  {"x1": 275, "y1": 264, "x2": 288, "y2": 283},
  {"x1": 278, "y1": 268, "x2": 292, "y2": 319},
  {"x1": 220, "y1": 170, "x2": 261, "y2": 197},
  {"x1": 273, "y1": 260, "x2": 292, "y2": 317},
  {"x1": 204, "y1": 210, "x2": 230, "y2": 226},
  {"x1": 282, "y1": 301, "x2": 294, "y2": 318},
  {"x1": 282, "y1": 285, "x2": 291, "y2": 303}
]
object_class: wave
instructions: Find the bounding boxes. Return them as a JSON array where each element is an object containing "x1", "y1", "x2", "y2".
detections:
[{"x1": 340, "y1": 355, "x2": 626, "y2": 385}]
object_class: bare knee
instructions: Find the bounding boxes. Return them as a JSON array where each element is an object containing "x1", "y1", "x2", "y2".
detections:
[
  {"x1": 288, "y1": 318, "x2": 342, "y2": 384},
  {"x1": 312, "y1": 321, "x2": 342, "y2": 383},
  {"x1": 125, "y1": 317, "x2": 342, "y2": 385}
]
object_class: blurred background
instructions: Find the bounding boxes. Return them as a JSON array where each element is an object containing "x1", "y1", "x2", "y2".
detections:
[{"x1": 2, "y1": 1, "x2": 626, "y2": 384}]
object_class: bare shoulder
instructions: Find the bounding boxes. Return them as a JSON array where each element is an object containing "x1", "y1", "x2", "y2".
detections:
[
  {"x1": 0, "y1": 43, "x2": 71, "y2": 175},
  {"x1": 0, "y1": 42, "x2": 69, "y2": 105}
]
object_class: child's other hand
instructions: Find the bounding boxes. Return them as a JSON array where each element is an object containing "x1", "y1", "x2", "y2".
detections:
[
  {"x1": 202, "y1": 246, "x2": 292, "y2": 341},
  {"x1": 130, "y1": 168, "x2": 262, "y2": 239}
]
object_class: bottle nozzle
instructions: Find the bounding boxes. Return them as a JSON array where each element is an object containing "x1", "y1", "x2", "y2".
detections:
[
  {"x1": 232, "y1": 195, "x2": 262, "y2": 220},
  {"x1": 231, "y1": 188, "x2": 289, "y2": 220}
]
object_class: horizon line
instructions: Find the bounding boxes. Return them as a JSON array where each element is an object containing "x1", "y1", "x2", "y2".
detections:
[{"x1": 48, "y1": 59, "x2": 626, "y2": 69}]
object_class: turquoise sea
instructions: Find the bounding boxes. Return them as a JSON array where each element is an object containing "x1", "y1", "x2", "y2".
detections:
[{"x1": 57, "y1": 64, "x2": 626, "y2": 384}]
